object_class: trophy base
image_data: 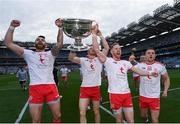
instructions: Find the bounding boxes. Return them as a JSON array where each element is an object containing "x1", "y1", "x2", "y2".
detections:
[{"x1": 67, "y1": 44, "x2": 90, "y2": 51}]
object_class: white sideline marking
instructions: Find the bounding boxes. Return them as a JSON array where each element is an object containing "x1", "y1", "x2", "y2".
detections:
[
  {"x1": 15, "y1": 98, "x2": 29, "y2": 124},
  {"x1": 0, "y1": 88, "x2": 20, "y2": 91},
  {"x1": 102, "y1": 101, "x2": 109, "y2": 105},
  {"x1": 166, "y1": 87, "x2": 180, "y2": 92},
  {"x1": 100, "y1": 105, "x2": 114, "y2": 117}
]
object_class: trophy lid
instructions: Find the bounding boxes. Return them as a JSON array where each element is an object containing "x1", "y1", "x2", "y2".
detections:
[{"x1": 63, "y1": 18, "x2": 93, "y2": 23}]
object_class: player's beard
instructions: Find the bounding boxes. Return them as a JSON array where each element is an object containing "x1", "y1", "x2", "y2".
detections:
[
  {"x1": 90, "y1": 52, "x2": 97, "y2": 56},
  {"x1": 114, "y1": 52, "x2": 121, "y2": 59},
  {"x1": 35, "y1": 43, "x2": 46, "y2": 50}
]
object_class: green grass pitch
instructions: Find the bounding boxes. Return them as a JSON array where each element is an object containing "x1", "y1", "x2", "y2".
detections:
[{"x1": 0, "y1": 69, "x2": 180, "y2": 123}]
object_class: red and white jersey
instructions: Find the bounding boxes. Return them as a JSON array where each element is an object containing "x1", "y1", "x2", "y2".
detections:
[
  {"x1": 137, "y1": 62, "x2": 167, "y2": 98},
  {"x1": 60, "y1": 67, "x2": 69, "y2": 76},
  {"x1": 23, "y1": 49, "x2": 55, "y2": 85},
  {"x1": 80, "y1": 57, "x2": 102, "y2": 87},
  {"x1": 104, "y1": 58, "x2": 133, "y2": 94}
]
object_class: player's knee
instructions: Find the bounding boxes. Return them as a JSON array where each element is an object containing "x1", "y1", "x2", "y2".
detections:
[
  {"x1": 80, "y1": 110, "x2": 86, "y2": 116},
  {"x1": 93, "y1": 109, "x2": 100, "y2": 115},
  {"x1": 151, "y1": 116, "x2": 159, "y2": 123}
]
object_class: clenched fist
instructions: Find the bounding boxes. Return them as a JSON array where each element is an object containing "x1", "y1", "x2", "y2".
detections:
[
  {"x1": 55, "y1": 18, "x2": 63, "y2": 28},
  {"x1": 91, "y1": 21, "x2": 98, "y2": 34},
  {"x1": 10, "y1": 20, "x2": 21, "y2": 28}
]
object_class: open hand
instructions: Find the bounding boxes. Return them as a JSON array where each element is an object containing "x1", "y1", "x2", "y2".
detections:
[{"x1": 151, "y1": 72, "x2": 158, "y2": 77}]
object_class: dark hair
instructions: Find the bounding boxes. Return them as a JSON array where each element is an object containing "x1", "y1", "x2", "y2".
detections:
[
  {"x1": 146, "y1": 48, "x2": 155, "y2": 52},
  {"x1": 38, "y1": 35, "x2": 45, "y2": 39},
  {"x1": 110, "y1": 42, "x2": 120, "y2": 49}
]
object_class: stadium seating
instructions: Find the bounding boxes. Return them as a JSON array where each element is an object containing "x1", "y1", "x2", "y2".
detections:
[{"x1": 1, "y1": 1, "x2": 180, "y2": 73}]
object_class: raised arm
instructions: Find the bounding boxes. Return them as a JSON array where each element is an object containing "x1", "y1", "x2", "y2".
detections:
[
  {"x1": 51, "y1": 18, "x2": 64, "y2": 56},
  {"x1": 96, "y1": 29, "x2": 109, "y2": 56},
  {"x1": 92, "y1": 34, "x2": 107, "y2": 63},
  {"x1": 161, "y1": 73, "x2": 170, "y2": 97},
  {"x1": 4, "y1": 20, "x2": 24, "y2": 56},
  {"x1": 68, "y1": 52, "x2": 81, "y2": 64},
  {"x1": 91, "y1": 24, "x2": 107, "y2": 63}
]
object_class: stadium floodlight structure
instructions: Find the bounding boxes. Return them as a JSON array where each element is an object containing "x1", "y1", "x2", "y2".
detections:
[
  {"x1": 118, "y1": 27, "x2": 132, "y2": 35},
  {"x1": 127, "y1": 21, "x2": 144, "y2": 31},
  {"x1": 118, "y1": 28, "x2": 127, "y2": 39},
  {"x1": 153, "y1": 4, "x2": 171, "y2": 16},
  {"x1": 105, "y1": 35, "x2": 116, "y2": 44},
  {"x1": 126, "y1": 22, "x2": 138, "y2": 35},
  {"x1": 174, "y1": 0, "x2": 180, "y2": 10},
  {"x1": 153, "y1": 4, "x2": 180, "y2": 21},
  {"x1": 111, "y1": 32, "x2": 118, "y2": 37},
  {"x1": 105, "y1": 0, "x2": 180, "y2": 60},
  {"x1": 105, "y1": 36, "x2": 110, "y2": 40},
  {"x1": 138, "y1": 14, "x2": 167, "y2": 33},
  {"x1": 174, "y1": 0, "x2": 180, "y2": 5},
  {"x1": 110, "y1": 32, "x2": 121, "y2": 42},
  {"x1": 153, "y1": 3, "x2": 180, "y2": 31},
  {"x1": 106, "y1": 33, "x2": 116, "y2": 43},
  {"x1": 127, "y1": 21, "x2": 137, "y2": 28},
  {"x1": 118, "y1": 27, "x2": 126, "y2": 34},
  {"x1": 139, "y1": 14, "x2": 156, "y2": 26},
  {"x1": 139, "y1": 14, "x2": 162, "y2": 27},
  {"x1": 126, "y1": 21, "x2": 151, "y2": 37}
]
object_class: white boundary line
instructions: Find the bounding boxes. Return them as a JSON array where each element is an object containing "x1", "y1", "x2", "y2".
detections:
[
  {"x1": 15, "y1": 98, "x2": 29, "y2": 124},
  {"x1": 100, "y1": 105, "x2": 115, "y2": 117},
  {"x1": 100, "y1": 87, "x2": 180, "y2": 119},
  {"x1": 0, "y1": 88, "x2": 20, "y2": 91}
]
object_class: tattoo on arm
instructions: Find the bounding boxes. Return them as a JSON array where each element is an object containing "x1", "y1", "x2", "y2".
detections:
[{"x1": 51, "y1": 45, "x2": 60, "y2": 56}]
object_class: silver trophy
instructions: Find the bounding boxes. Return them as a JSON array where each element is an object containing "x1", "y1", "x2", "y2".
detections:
[{"x1": 63, "y1": 18, "x2": 94, "y2": 51}]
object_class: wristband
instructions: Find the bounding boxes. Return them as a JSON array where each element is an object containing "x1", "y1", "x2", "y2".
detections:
[
  {"x1": 9, "y1": 26, "x2": 15, "y2": 31},
  {"x1": 59, "y1": 27, "x2": 63, "y2": 30}
]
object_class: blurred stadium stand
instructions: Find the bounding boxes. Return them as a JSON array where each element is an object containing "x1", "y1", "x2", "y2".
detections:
[
  {"x1": 0, "y1": 41, "x2": 87, "y2": 74},
  {"x1": 106, "y1": 1, "x2": 180, "y2": 68},
  {"x1": 1, "y1": 0, "x2": 180, "y2": 74}
]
